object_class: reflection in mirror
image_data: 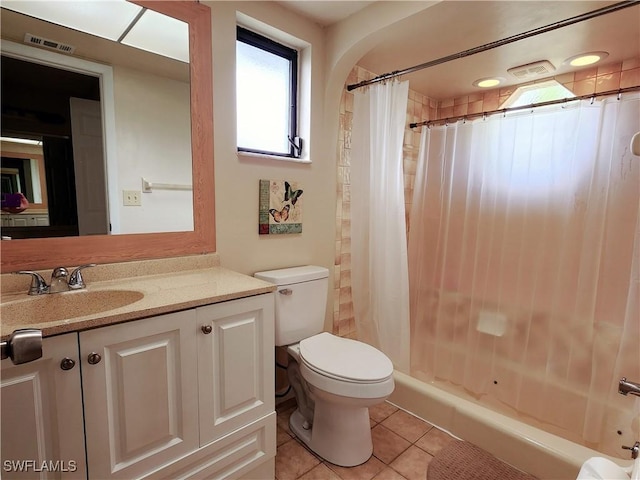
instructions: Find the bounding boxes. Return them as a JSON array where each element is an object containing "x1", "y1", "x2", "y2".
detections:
[
  {"x1": 1, "y1": 137, "x2": 50, "y2": 229},
  {"x1": 0, "y1": 1, "x2": 214, "y2": 273},
  {"x1": 0, "y1": 2, "x2": 193, "y2": 239}
]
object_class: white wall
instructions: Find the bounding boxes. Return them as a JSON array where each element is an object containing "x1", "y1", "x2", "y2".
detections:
[
  {"x1": 204, "y1": 1, "x2": 447, "y2": 332},
  {"x1": 206, "y1": 1, "x2": 336, "y2": 328},
  {"x1": 208, "y1": 1, "x2": 332, "y2": 275},
  {"x1": 112, "y1": 65, "x2": 192, "y2": 234}
]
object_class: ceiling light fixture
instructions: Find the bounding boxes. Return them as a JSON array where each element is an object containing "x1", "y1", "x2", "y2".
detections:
[
  {"x1": 564, "y1": 51, "x2": 609, "y2": 67},
  {"x1": 3, "y1": 1, "x2": 188, "y2": 63},
  {"x1": 0, "y1": 136, "x2": 42, "y2": 146},
  {"x1": 473, "y1": 77, "x2": 503, "y2": 88}
]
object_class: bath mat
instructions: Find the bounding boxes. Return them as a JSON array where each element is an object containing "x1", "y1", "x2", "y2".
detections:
[{"x1": 427, "y1": 440, "x2": 538, "y2": 480}]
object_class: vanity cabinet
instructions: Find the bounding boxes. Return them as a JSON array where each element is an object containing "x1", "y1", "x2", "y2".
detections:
[
  {"x1": 0, "y1": 333, "x2": 87, "y2": 479},
  {"x1": 1, "y1": 213, "x2": 50, "y2": 227},
  {"x1": 1, "y1": 293, "x2": 276, "y2": 480}
]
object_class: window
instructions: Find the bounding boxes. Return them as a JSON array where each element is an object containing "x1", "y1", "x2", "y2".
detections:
[
  {"x1": 236, "y1": 27, "x2": 301, "y2": 158},
  {"x1": 500, "y1": 79, "x2": 575, "y2": 109}
]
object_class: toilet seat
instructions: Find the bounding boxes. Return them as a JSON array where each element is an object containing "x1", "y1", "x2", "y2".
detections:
[{"x1": 299, "y1": 332, "x2": 394, "y2": 384}]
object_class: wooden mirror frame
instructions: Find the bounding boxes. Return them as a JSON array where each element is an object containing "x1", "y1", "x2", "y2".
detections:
[{"x1": 1, "y1": 1, "x2": 215, "y2": 273}]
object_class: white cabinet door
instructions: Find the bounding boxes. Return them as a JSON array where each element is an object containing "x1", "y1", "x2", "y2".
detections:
[
  {"x1": 0, "y1": 333, "x2": 86, "y2": 480},
  {"x1": 34, "y1": 214, "x2": 50, "y2": 226},
  {"x1": 197, "y1": 293, "x2": 275, "y2": 447},
  {"x1": 11, "y1": 216, "x2": 29, "y2": 227},
  {"x1": 80, "y1": 310, "x2": 199, "y2": 479}
]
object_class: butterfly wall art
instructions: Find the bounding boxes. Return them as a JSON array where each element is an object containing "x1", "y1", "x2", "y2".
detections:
[{"x1": 259, "y1": 179, "x2": 303, "y2": 235}]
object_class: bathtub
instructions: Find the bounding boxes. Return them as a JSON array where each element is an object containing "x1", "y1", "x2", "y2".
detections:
[{"x1": 389, "y1": 371, "x2": 633, "y2": 480}]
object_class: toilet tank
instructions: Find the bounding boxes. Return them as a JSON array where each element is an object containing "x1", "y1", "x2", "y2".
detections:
[{"x1": 254, "y1": 266, "x2": 328, "y2": 346}]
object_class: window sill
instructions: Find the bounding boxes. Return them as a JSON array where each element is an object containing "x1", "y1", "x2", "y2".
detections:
[{"x1": 237, "y1": 150, "x2": 311, "y2": 164}]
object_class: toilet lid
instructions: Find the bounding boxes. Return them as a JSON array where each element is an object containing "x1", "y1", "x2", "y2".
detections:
[{"x1": 299, "y1": 332, "x2": 393, "y2": 382}]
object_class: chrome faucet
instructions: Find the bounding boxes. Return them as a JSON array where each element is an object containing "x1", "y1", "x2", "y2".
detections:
[
  {"x1": 15, "y1": 271, "x2": 49, "y2": 295},
  {"x1": 68, "y1": 264, "x2": 96, "y2": 289},
  {"x1": 49, "y1": 267, "x2": 70, "y2": 293},
  {"x1": 15, "y1": 264, "x2": 96, "y2": 295},
  {"x1": 622, "y1": 441, "x2": 639, "y2": 460},
  {"x1": 619, "y1": 377, "x2": 640, "y2": 397}
]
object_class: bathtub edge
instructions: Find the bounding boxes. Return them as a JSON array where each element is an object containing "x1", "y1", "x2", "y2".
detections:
[{"x1": 388, "y1": 370, "x2": 632, "y2": 480}]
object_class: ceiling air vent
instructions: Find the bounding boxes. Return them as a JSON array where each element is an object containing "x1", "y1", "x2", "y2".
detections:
[
  {"x1": 24, "y1": 33, "x2": 75, "y2": 55},
  {"x1": 507, "y1": 60, "x2": 555, "y2": 80}
]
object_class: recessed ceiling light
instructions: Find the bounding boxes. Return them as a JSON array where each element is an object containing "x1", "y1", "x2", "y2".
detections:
[
  {"x1": 473, "y1": 77, "x2": 503, "y2": 88},
  {"x1": 564, "y1": 52, "x2": 609, "y2": 67}
]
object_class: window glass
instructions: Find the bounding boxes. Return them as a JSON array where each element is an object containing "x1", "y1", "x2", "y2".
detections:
[
  {"x1": 501, "y1": 80, "x2": 576, "y2": 109},
  {"x1": 236, "y1": 27, "x2": 298, "y2": 157}
]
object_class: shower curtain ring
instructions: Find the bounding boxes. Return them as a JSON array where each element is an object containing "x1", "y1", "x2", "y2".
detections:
[
  {"x1": 617, "y1": 90, "x2": 622, "y2": 100},
  {"x1": 590, "y1": 95, "x2": 595, "y2": 105}
]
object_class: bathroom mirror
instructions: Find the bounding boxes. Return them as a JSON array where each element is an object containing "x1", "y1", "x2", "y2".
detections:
[
  {"x1": 1, "y1": 0, "x2": 193, "y2": 237},
  {"x1": 0, "y1": 1, "x2": 214, "y2": 272}
]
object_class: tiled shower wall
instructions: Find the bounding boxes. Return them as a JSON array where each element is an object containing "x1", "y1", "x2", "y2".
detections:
[
  {"x1": 437, "y1": 58, "x2": 640, "y2": 118},
  {"x1": 332, "y1": 58, "x2": 640, "y2": 337}
]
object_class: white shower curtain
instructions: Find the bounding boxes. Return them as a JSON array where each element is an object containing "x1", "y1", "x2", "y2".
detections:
[
  {"x1": 408, "y1": 93, "x2": 640, "y2": 454},
  {"x1": 351, "y1": 80, "x2": 410, "y2": 372}
]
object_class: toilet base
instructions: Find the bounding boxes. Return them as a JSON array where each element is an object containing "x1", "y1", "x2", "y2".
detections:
[
  {"x1": 289, "y1": 409, "x2": 313, "y2": 447},
  {"x1": 289, "y1": 398, "x2": 374, "y2": 467}
]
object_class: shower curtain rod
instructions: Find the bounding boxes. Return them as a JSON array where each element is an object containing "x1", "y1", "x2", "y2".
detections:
[
  {"x1": 409, "y1": 86, "x2": 640, "y2": 128},
  {"x1": 346, "y1": 0, "x2": 640, "y2": 92}
]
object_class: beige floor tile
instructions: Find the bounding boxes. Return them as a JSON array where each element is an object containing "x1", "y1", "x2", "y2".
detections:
[
  {"x1": 371, "y1": 424, "x2": 411, "y2": 464},
  {"x1": 381, "y1": 410, "x2": 432, "y2": 443},
  {"x1": 277, "y1": 406, "x2": 296, "y2": 437},
  {"x1": 369, "y1": 402, "x2": 399, "y2": 423},
  {"x1": 277, "y1": 425, "x2": 293, "y2": 446},
  {"x1": 276, "y1": 398, "x2": 297, "y2": 412},
  {"x1": 326, "y1": 455, "x2": 386, "y2": 480},
  {"x1": 298, "y1": 463, "x2": 342, "y2": 480},
  {"x1": 372, "y1": 467, "x2": 408, "y2": 480},
  {"x1": 389, "y1": 446, "x2": 434, "y2": 480},
  {"x1": 415, "y1": 428, "x2": 457, "y2": 456},
  {"x1": 275, "y1": 438, "x2": 321, "y2": 480}
]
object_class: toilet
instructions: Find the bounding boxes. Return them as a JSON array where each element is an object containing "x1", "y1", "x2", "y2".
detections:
[{"x1": 254, "y1": 265, "x2": 394, "y2": 467}]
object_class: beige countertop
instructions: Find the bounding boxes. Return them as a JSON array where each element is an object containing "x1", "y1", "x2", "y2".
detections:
[{"x1": 1, "y1": 254, "x2": 276, "y2": 339}]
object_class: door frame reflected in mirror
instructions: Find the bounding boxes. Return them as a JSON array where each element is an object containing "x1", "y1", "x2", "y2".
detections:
[
  {"x1": 1, "y1": 47, "x2": 116, "y2": 236},
  {"x1": 1, "y1": 0, "x2": 214, "y2": 272}
]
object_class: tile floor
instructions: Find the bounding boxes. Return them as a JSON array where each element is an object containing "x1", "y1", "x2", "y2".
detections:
[{"x1": 275, "y1": 400, "x2": 457, "y2": 480}]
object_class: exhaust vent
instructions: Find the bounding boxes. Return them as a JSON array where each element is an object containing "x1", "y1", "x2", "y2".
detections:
[
  {"x1": 507, "y1": 60, "x2": 555, "y2": 80},
  {"x1": 24, "y1": 33, "x2": 75, "y2": 55}
]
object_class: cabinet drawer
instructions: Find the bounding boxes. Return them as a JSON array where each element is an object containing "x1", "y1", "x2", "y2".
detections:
[{"x1": 145, "y1": 412, "x2": 276, "y2": 480}]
